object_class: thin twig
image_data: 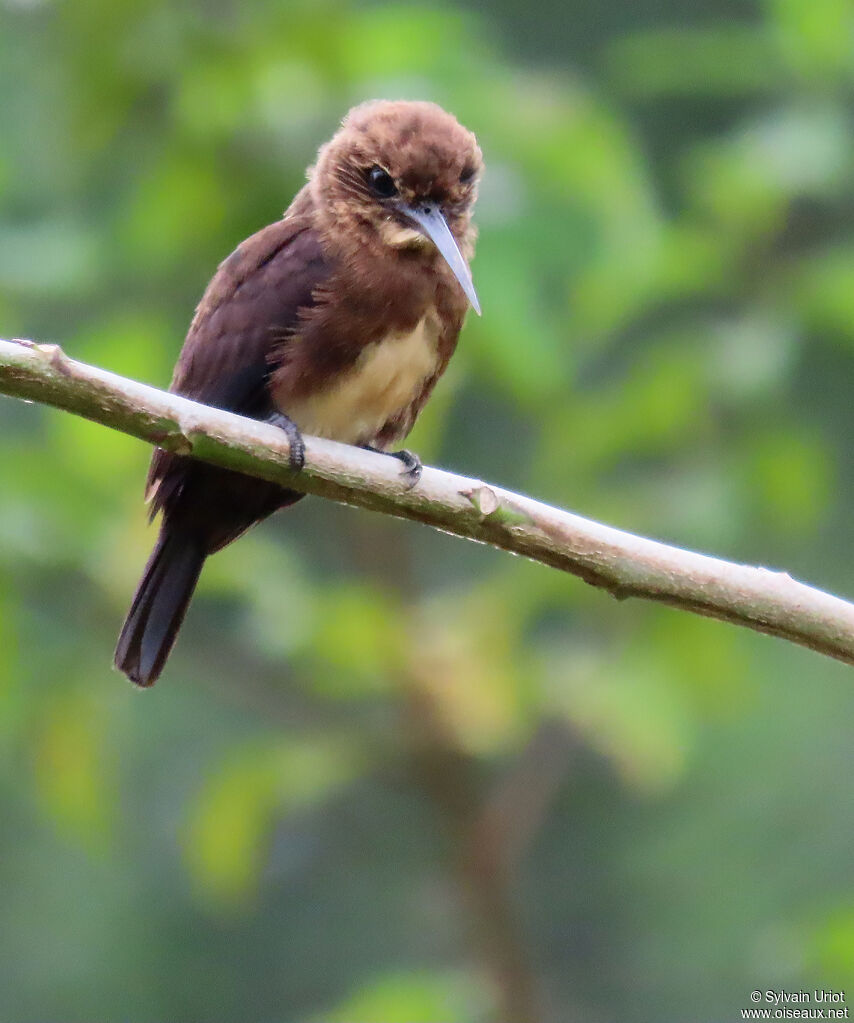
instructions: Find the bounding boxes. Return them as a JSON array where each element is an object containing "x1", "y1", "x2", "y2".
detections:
[{"x1": 2, "y1": 335, "x2": 854, "y2": 667}]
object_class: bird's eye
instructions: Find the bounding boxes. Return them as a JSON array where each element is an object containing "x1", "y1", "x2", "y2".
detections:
[
  {"x1": 459, "y1": 164, "x2": 476, "y2": 185},
  {"x1": 367, "y1": 165, "x2": 398, "y2": 198}
]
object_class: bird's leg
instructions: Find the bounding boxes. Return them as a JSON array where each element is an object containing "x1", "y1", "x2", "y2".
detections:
[
  {"x1": 362, "y1": 445, "x2": 422, "y2": 488},
  {"x1": 266, "y1": 411, "x2": 305, "y2": 472}
]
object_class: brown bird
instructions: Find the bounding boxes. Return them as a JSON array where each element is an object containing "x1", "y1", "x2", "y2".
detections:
[{"x1": 114, "y1": 99, "x2": 482, "y2": 686}]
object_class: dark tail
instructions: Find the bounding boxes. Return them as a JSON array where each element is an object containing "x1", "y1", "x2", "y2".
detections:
[{"x1": 114, "y1": 527, "x2": 206, "y2": 686}]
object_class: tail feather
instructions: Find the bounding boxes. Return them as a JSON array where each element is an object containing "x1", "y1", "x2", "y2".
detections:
[{"x1": 114, "y1": 529, "x2": 206, "y2": 686}]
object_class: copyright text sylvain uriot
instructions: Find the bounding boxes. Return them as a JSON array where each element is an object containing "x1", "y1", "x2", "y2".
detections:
[{"x1": 740, "y1": 989, "x2": 847, "y2": 1020}]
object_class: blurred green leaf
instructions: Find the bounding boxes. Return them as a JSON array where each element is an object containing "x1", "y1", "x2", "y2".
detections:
[
  {"x1": 607, "y1": 26, "x2": 783, "y2": 98},
  {"x1": 32, "y1": 689, "x2": 114, "y2": 852},
  {"x1": 767, "y1": 0, "x2": 854, "y2": 81},
  {"x1": 811, "y1": 906, "x2": 854, "y2": 982},
  {"x1": 184, "y1": 735, "x2": 365, "y2": 907},
  {"x1": 317, "y1": 968, "x2": 491, "y2": 1023}
]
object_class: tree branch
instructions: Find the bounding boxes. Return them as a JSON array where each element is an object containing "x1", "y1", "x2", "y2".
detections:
[{"x1": 2, "y1": 335, "x2": 854, "y2": 667}]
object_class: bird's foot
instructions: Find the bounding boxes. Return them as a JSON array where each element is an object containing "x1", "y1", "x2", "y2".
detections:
[
  {"x1": 267, "y1": 412, "x2": 305, "y2": 471},
  {"x1": 391, "y1": 449, "x2": 422, "y2": 487},
  {"x1": 363, "y1": 445, "x2": 422, "y2": 489}
]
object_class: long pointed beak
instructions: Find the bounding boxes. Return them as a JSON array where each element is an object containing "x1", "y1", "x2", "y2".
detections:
[{"x1": 402, "y1": 203, "x2": 481, "y2": 316}]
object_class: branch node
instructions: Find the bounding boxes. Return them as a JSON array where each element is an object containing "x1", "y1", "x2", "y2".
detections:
[
  {"x1": 170, "y1": 436, "x2": 194, "y2": 456},
  {"x1": 461, "y1": 485, "x2": 530, "y2": 527},
  {"x1": 149, "y1": 425, "x2": 193, "y2": 456},
  {"x1": 463, "y1": 485, "x2": 500, "y2": 517},
  {"x1": 48, "y1": 344, "x2": 72, "y2": 374}
]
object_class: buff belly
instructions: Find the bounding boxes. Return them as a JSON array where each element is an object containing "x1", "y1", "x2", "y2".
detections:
[{"x1": 281, "y1": 311, "x2": 442, "y2": 447}]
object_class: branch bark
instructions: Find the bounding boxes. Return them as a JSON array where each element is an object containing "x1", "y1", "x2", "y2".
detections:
[{"x1": 2, "y1": 335, "x2": 854, "y2": 668}]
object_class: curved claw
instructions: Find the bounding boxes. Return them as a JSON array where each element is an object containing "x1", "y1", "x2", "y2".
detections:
[
  {"x1": 267, "y1": 411, "x2": 305, "y2": 472},
  {"x1": 361, "y1": 444, "x2": 422, "y2": 489},
  {"x1": 390, "y1": 448, "x2": 422, "y2": 489}
]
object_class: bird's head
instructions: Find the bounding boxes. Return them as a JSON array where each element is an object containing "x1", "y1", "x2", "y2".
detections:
[{"x1": 311, "y1": 100, "x2": 483, "y2": 314}]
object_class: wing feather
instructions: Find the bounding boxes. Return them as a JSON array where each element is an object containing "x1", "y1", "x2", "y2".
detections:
[{"x1": 147, "y1": 213, "x2": 331, "y2": 524}]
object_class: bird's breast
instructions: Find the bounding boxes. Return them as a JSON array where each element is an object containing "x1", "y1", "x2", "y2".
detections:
[{"x1": 280, "y1": 308, "x2": 443, "y2": 447}]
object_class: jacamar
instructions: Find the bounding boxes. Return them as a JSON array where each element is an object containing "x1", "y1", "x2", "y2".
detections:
[{"x1": 115, "y1": 100, "x2": 482, "y2": 685}]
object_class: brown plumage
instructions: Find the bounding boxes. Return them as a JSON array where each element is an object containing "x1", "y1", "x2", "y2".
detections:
[{"x1": 115, "y1": 100, "x2": 483, "y2": 685}]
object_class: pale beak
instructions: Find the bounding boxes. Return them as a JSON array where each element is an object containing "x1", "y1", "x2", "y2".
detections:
[{"x1": 402, "y1": 203, "x2": 481, "y2": 316}]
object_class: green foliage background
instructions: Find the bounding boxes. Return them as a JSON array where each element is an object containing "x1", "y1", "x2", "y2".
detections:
[{"x1": 1, "y1": 0, "x2": 853, "y2": 1019}]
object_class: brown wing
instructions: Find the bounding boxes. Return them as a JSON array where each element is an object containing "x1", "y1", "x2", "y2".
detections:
[
  {"x1": 170, "y1": 215, "x2": 328, "y2": 413},
  {"x1": 147, "y1": 214, "x2": 332, "y2": 541}
]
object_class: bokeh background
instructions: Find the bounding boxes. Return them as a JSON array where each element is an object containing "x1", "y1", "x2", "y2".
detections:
[{"x1": 1, "y1": 0, "x2": 853, "y2": 1020}]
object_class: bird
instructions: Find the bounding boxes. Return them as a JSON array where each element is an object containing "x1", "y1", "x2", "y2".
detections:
[{"x1": 114, "y1": 99, "x2": 483, "y2": 686}]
